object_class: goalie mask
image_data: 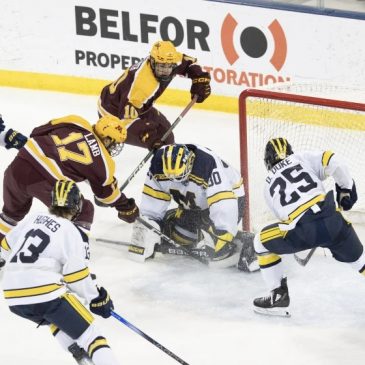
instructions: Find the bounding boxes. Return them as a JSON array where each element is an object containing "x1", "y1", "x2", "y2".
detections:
[
  {"x1": 51, "y1": 180, "x2": 83, "y2": 219},
  {"x1": 162, "y1": 144, "x2": 195, "y2": 182},
  {"x1": 94, "y1": 115, "x2": 127, "y2": 157},
  {"x1": 264, "y1": 138, "x2": 293, "y2": 170},
  {"x1": 150, "y1": 40, "x2": 182, "y2": 82}
]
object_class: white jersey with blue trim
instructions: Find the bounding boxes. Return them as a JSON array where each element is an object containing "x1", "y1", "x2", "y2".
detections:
[
  {"x1": 1, "y1": 212, "x2": 98, "y2": 306},
  {"x1": 141, "y1": 145, "x2": 244, "y2": 236},
  {"x1": 264, "y1": 150, "x2": 353, "y2": 228}
]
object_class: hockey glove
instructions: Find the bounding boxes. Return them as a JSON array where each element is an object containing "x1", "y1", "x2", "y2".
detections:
[
  {"x1": 336, "y1": 181, "x2": 357, "y2": 211},
  {"x1": 90, "y1": 287, "x2": 114, "y2": 318},
  {"x1": 117, "y1": 198, "x2": 139, "y2": 223},
  {"x1": 190, "y1": 72, "x2": 211, "y2": 103},
  {"x1": 4, "y1": 129, "x2": 28, "y2": 150},
  {"x1": 139, "y1": 121, "x2": 163, "y2": 150}
]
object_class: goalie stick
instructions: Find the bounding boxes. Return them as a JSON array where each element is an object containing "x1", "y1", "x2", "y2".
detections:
[
  {"x1": 294, "y1": 248, "x2": 316, "y2": 266},
  {"x1": 95, "y1": 232, "x2": 242, "y2": 269},
  {"x1": 94, "y1": 236, "x2": 209, "y2": 258}
]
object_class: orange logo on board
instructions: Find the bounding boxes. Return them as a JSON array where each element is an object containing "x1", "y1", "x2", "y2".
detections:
[{"x1": 221, "y1": 14, "x2": 287, "y2": 72}]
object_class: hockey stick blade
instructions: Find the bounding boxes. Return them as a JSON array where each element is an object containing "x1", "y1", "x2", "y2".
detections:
[{"x1": 294, "y1": 248, "x2": 316, "y2": 266}]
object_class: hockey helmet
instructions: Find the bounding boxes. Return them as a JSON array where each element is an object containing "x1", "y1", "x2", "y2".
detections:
[
  {"x1": 94, "y1": 115, "x2": 127, "y2": 156},
  {"x1": 162, "y1": 144, "x2": 195, "y2": 182},
  {"x1": 51, "y1": 180, "x2": 83, "y2": 219},
  {"x1": 150, "y1": 40, "x2": 182, "y2": 81},
  {"x1": 264, "y1": 137, "x2": 293, "y2": 170}
]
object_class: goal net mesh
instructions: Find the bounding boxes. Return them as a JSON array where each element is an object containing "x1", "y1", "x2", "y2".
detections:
[{"x1": 239, "y1": 83, "x2": 365, "y2": 232}]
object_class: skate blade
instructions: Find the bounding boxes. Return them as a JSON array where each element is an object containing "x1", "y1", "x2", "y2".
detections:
[{"x1": 253, "y1": 306, "x2": 291, "y2": 318}]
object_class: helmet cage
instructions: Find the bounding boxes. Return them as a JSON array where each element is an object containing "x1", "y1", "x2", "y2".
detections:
[
  {"x1": 149, "y1": 40, "x2": 181, "y2": 82},
  {"x1": 150, "y1": 58, "x2": 176, "y2": 82},
  {"x1": 162, "y1": 145, "x2": 195, "y2": 182},
  {"x1": 107, "y1": 141, "x2": 124, "y2": 157}
]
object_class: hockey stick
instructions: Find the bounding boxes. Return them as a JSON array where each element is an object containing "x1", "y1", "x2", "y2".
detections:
[
  {"x1": 119, "y1": 95, "x2": 198, "y2": 192},
  {"x1": 294, "y1": 248, "x2": 316, "y2": 266},
  {"x1": 94, "y1": 237, "x2": 130, "y2": 247},
  {"x1": 136, "y1": 217, "x2": 209, "y2": 265},
  {"x1": 95, "y1": 96, "x2": 197, "y2": 208},
  {"x1": 111, "y1": 310, "x2": 190, "y2": 365},
  {"x1": 94, "y1": 236, "x2": 210, "y2": 258}
]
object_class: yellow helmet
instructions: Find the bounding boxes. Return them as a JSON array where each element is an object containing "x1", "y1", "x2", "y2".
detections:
[
  {"x1": 94, "y1": 115, "x2": 127, "y2": 156},
  {"x1": 150, "y1": 40, "x2": 182, "y2": 64},
  {"x1": 150, "y1": 41, "x2": 182, "y2": 81},
  {"x1": 162, "y1": 144, "x2": 195, "y2": 181}
]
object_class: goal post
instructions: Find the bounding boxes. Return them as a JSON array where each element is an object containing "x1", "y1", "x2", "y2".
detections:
[{"x1": 239, "y1": 87, "x2": 365, "y2": 232}]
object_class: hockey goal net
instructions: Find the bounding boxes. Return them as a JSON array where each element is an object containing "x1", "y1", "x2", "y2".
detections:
[{"x1": 239, "y1": 84, "x2": 365, "y2": 232}]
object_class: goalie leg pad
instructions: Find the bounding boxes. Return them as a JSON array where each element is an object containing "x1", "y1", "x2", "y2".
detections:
[{"x1": 128, "y1": 216, "x2": 161, "y2": 262}]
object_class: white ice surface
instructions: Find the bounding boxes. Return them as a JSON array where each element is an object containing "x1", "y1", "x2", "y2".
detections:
[{"x1": 0, "y1": 87, "x2": 365, "y2": 365}]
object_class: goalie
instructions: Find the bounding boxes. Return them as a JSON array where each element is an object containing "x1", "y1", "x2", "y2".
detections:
[{"x1": 128, "y1": 144, "x2": 258, "y2": 272}]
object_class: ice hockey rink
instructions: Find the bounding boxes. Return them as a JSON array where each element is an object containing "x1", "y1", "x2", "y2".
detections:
[{"x1": 1, "y1": 86, "x2": 365, "y2": 365}]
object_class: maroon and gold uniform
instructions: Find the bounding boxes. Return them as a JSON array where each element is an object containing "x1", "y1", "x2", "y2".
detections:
[
  {"x1": 0, "y1": 115, "x2": 132, "y2": 240},
  {"x1": 98, "y1": 51, "x2": 209, "y2": 149}
]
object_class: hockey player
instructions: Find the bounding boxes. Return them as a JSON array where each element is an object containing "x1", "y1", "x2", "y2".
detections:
[
  {"x1": 1, "y1": 180, "x2": 119, "y2": 365},
  {"x1": 0, "y1": 114, "x2": 27, "y2": 149},
  {"x1": 253, "y1": 137, "x2": 363, "y2": 317},
  {"x1": 0, "y1": 114, "x2": 139, "y2": 244},
  {"x1": 128, "y1": 144, "x2": 257, "y2": 271},
  {"x1": 98, "y1": 40, "x2": 211, "y2": 150}
]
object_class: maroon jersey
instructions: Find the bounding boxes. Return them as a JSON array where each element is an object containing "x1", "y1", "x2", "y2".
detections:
[
  {"x1": 18, "y1": 115, "x2": 123, "y2": 205},
  {"x1": 98, "y1": 55, "x2": 205, "y2": 121}
]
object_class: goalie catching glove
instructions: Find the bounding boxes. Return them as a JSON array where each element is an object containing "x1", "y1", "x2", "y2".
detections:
[
  {"x1": 190, "y1": 72, "x2": 211, "y2": 103},
  {"x1": 89, "y1": 287, "x2": 114, "y2": 318},
  {"x1": 336, "y1": 180, "x2": 357, "y2": 211}
]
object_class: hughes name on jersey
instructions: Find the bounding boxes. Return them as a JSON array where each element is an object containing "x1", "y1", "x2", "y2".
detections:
[
  {"x1": 0, "y1": 212, "x2": 98, "y2": 306},
  {"x1": 142, "y1": 145, "x2": 244, "y2": 237}
]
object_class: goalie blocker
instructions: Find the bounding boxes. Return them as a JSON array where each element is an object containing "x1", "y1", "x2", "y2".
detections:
[{"x1": 127, "y1": 210, "x2": 258, "y2": 272}]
